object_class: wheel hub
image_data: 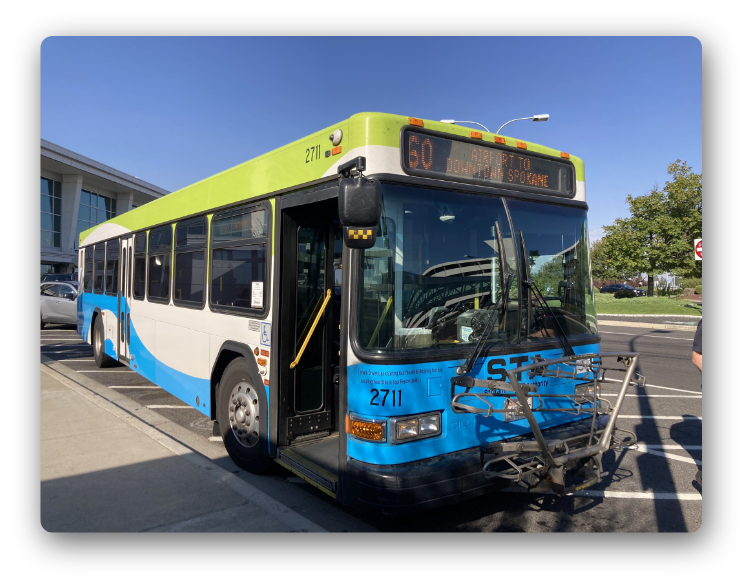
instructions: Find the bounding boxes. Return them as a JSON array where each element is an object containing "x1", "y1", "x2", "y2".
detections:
[{"x1": 228, "y1": 381, "x2": 260, "y2": 447}]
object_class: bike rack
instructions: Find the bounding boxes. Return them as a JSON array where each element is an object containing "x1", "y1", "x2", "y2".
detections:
[{"x1": 450, "y1": 351, "x2": 641, "y2": 494}]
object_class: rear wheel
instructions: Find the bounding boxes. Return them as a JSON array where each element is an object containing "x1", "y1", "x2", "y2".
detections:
[
  {"x1": 93, "y1": 315, "x2": 117, "y2": 368},
  {"x1": 217, "y1": 357, "x2": 270, "y2": 473}
]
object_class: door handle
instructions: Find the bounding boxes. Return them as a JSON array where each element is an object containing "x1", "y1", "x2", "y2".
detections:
[{"x1": 290, "y1": 289, "x2": 331, "y2": 369}]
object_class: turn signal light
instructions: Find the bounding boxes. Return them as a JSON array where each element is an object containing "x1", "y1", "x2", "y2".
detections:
[{"x1": 350, "y1": 416, "x2": 386, "y2": 442}]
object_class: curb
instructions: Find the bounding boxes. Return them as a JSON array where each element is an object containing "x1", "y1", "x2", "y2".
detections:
[{"x1": 41, "y1": 357, "x2": 328, "y2": 533}]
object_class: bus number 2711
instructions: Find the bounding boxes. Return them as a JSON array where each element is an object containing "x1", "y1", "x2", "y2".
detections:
[
  {"x1": 305, "y1": 144, "x2": 320, "y2": 163},
  {"x1": 370, "y1": 388, "x2": 402, "y2": 407}
]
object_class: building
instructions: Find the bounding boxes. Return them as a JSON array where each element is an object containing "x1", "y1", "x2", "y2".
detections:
[{"x1": 40, "y1": 140, "x2": 169, "y2": 279}]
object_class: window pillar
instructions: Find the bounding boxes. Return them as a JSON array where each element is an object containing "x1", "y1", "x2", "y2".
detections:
[
  {"x1": 61, "y1": 174, "x2": 83, "y2": 255},
  {"x1": 116, "y1": 192, "x2": 134, "y2": 216}
]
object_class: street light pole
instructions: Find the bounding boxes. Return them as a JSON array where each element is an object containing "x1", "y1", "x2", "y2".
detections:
[
  {"x1": 496, "y1": 114, "x2": 549, "y2": 134},
  {"x1": 439, "y1": 120, "x2": 490, "y2": 132}
]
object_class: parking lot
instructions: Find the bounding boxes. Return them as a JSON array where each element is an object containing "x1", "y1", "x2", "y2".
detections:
[{"x1": 40, "y1": 322, "x2": 702, "y2": 532}]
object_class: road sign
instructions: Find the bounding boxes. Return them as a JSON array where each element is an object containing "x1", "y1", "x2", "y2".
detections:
[{"x1": 694, "y1": 238, "x2": 702, "y2": 261}]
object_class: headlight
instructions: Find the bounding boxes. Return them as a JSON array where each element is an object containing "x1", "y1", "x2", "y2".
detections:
[{"x1": 391, "y1": 412, "x2": 442, "y2": 443}]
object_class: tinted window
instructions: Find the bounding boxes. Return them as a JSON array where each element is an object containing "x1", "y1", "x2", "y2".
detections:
[
  {"x1": 210, "y1": 205, "x2": 268, "y2": 314},
  {"x1": 84, "y1": 248, "x2": 94, "y2": 292},
  {"x1": 94, "y1": 244, "x2": 105, "y2": 293},
  {"x1": 133, "y1": 256, "x2": 146, "y2": 299},
  {"x1": 174, "y1": 217, "x2": 207, "y2": 307},
  {"x1": 147, "y1": 226, "x2": 173, "y2": 302},
  {"x1": 105, "y1": 240, "x2": 119, "y2": 295}
]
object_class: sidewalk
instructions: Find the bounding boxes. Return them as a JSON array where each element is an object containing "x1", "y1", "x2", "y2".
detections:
[
  {"x1": 598, "y1": 314, "x2": 700, "y2": 331},
  {"x1": 40, "y1": 360, "x2": 326, "y2": 532}
]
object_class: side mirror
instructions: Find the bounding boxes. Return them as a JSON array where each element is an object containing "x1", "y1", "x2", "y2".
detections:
[
  {"x1": 63, "y1": 292, "x2": 76, "y2": 300},
  {"x1": 338, "y1": 159, "x2": 382, "y2": 250}
]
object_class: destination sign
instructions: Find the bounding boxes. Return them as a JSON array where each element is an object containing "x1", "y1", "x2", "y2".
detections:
[{"x1": 402, "y1": 130, "x2": 574, "y2": 196}]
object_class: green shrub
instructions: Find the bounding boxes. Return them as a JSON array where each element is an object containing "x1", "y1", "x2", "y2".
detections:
[
  {"x1": 695, "y1": 284, "x2": 702, "y2": 294},
  {"x1": 682, "y1": 277, "x2": 702, "y2": 289}
]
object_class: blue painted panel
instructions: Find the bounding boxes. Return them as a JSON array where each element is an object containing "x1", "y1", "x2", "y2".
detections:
[{"x1": 346, "y1": 343, "x2": 600, "y2": 465}]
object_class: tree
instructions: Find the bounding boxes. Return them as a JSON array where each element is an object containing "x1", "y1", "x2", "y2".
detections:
[
  {"x1": 600, "y1": 160, "x2": 702, "y2": 296},
  {"x1": 590, "y1": 238, "x2": 634, "y2": 285}
]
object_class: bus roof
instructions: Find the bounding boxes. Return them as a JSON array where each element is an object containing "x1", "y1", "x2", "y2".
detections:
[{"x1": 79, "y1": 112, "x2": 585, "y2": 246}]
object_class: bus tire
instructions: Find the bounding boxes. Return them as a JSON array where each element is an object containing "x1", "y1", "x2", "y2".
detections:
[
  {"x1": 92, "y1": 315, "x2": 117, "y2": 368},
  {"x1": 217, "y1": 357, "x2": 270, "y2": 474}
]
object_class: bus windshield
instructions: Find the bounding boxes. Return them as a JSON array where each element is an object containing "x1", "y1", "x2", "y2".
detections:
[{"x1": 356, "y1": 184, "x2": 597, "y2": 353}]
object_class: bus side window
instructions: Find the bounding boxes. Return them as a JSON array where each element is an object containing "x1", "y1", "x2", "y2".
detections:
[
  {"x1": 174, "y1": 216, "x2": 208, "y2": 308},
  {"x1": 133, "y1": 231, "x2": 147, "y2": 300},
  {"x1": 210, "y1": 206, "x2": 268, "y2": 313},
  {"x1": 147, "y1": 225, "x2": 173, "y2": 303},
  {"x1": 105, "y1": 238, "x2": 120, "y2": 296},
  {"x1": 84, "y1": 246, "x2": 94, "y2": 292},
  {"x1": 93, "y1": 243, "x2": 105, "y2": 294}
]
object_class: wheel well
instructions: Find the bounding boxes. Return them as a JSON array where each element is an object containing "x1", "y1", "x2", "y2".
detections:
[
  {"x1": 210, "y1": 349, "x2": 244, "y2": 421},
  {"x1": 89, "y1": 310, "x2": 100, "y2": 344}
]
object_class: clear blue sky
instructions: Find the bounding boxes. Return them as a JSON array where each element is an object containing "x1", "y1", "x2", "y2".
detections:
[{"x1": 41, "y1": 36, "x2": 701, "y2": 240}]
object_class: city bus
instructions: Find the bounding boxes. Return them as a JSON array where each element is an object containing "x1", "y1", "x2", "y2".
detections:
[{"x1": 77, "y1": 113, "x2": 639, "y2": 513}]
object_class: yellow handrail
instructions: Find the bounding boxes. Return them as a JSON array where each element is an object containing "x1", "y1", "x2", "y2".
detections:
[
  {"x1": 290, "y1": 289, "x2": 332, "y2": 369},
  {"x1": 368, "y1": 296, "x2": 393, "y2": 347}
]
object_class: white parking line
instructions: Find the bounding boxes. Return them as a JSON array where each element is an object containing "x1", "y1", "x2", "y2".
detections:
[
  {"x1": 574, "y1": 490, "x2": 701, "y2": 501},
  {"x1": 603, "y1": 378, "x2": 701, "y2": 395},
  {"x1": 504, "y1": 487, "x2": 701, "y2": 500},
  {"x1": 618, "y1": 415, "x2": 702, "y2": 420},
  {"x1": 208, "y1": 436, "x2": 223, "y2": 442},
  {"x1": 109, "y1": 385, "x2": 161, "y2": 389},
  {"x1": 56, "y1": 359, "x2": 94, "y2": 362},
  {"x1": 626, "y1": 444, "x2": 702, "y2": 466},
  {"x1": 600, "y1": 331, "x2": 694, "y2": 341},
  {"x1": 639, "y1": 444, "x2": 702, "y2": 450},
  {"x1": 76, "y1": 370, "x2": 132, "y2": 373},
  {"x1": 602, "y1": 394, "x2": 701, "y2": 398},
  {"x1": 146, "y1": 405, "x2": 194, "y2": 409}
]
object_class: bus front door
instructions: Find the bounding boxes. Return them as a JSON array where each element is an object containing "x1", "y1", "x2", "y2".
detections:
[{"x1": 280, "y1": 203, "x2": 338, "y2": 445}]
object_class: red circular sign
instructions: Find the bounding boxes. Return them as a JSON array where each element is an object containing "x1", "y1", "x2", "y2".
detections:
[{"x1": 695, "y1": 239, "x2": 702, "y2": 259}]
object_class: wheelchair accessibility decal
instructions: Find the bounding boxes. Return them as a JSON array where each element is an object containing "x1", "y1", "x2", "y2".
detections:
[{"x1": 260, "y1": 322, "x2": 271, "y2": 347}]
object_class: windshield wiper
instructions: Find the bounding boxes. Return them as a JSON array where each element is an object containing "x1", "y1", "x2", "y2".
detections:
[
  {"x1": 518, "y1": 230, "x2": 575, "y2": 358},
  {"x1": 456, "y1": 221, "x2": 513, "y2": 376}
]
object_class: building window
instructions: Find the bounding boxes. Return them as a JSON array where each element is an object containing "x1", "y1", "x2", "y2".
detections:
[
  {"x1": 41, "y1": 177, "x2": 62, "y2": 248},
  {"x1": 78, "y1": 190, "x2": 116, "y2": 237}
]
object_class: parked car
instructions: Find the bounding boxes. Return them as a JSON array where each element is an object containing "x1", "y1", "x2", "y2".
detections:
[
  {"x1": 42, "y1": 273, "x2": 78, "y2": 283},
  {"x1": 41, "y1": 281, "x2": 79, "y2": 328},
  {"x1": 599, "y1": 284, "x2": 646, "y2": 297}
]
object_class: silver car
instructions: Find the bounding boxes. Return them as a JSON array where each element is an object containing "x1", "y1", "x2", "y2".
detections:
[{"x1": 41, "y1": 281, "x2": 79, "y2": 328}]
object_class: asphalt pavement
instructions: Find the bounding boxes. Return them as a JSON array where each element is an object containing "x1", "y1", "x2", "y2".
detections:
[{"x1": 39, "y1": 308, "x2": 699, "y2": 533}]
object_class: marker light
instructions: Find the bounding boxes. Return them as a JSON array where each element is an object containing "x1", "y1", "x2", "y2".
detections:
[
  {"x1": 350, "y1": 415, "x2": 386, "y2": 442},
  {"x1": 391, "y1": 411, "x2": 442, "y2": 443},
  {"x1": 470, "y1": 131, "x2": 483, "y2": 139},
  {"x1": 409, "y1": 117, "x2": 424, "y2": 127},
  {"x1": 494, "y1": 137, "x2": 506, "y2": 144},
  {"x1": 516, "y1": 141, "x2": 527, "y2": 150},
  {"x1": 331, "y1": 146, "x2": 342, "y2": 155},
  {"x1": 560, "y1": 152, "x2": 570, "y2": 159}
]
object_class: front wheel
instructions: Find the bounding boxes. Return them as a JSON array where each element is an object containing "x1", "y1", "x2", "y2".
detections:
[
  {"x1": 217, "y1": 357, "x2": 270, "y2": 473},
  {"x1": 92, "y1": 315, "x2": 117, "y2": 368}
]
